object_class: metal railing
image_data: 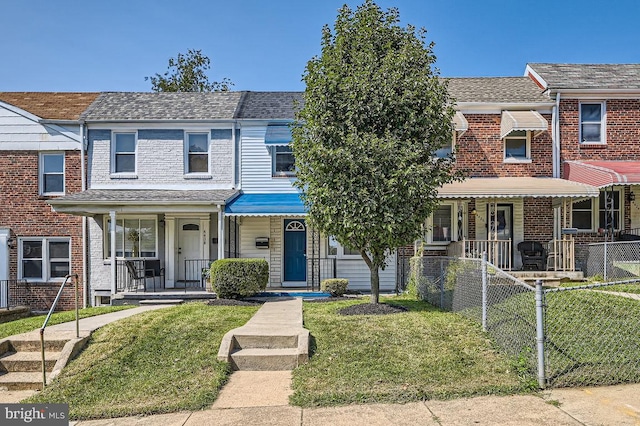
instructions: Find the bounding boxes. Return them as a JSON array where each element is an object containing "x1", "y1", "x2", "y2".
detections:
[
  {"x1": 40, "y1": 274, "x2": 79, "y2": 388},
  {"x1": 582, "y1": 240, "x2": 640, "y2": 280},
  {"x1": 458, "y1": 239, "x2": 512, "y2": 270},
  {"x1": 183, "y1": 259, "x2": 214, "y2": 291},
  {"x1": 0, "y1": 279, "x2": 30, "y2": 309}
]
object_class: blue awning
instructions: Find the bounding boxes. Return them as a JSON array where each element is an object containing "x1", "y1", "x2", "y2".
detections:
[
  {"x1": 225, "y1": 193, "x2": 306, "y2": 216},
  {"x1": 265, "y1": 125, "x2": 292, "y2": 145}
]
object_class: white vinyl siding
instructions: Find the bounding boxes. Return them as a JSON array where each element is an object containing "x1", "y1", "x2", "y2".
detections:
[{"x1": 0, "y1": 106, "x2": 81, "y2": 150}]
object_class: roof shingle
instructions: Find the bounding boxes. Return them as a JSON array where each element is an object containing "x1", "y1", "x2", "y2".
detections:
[
  {"x1": 445, "y1": 77, "x2": 550, "y2": 104},
  {"x1": 0, "y1": 92, "x2": 100, "y2": 120},
  {"x1": 527, "y1": 63, "x2": 640, "y2": 90}
]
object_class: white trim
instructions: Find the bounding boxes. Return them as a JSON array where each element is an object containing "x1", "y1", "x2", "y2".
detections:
[
  {"x1": 103, "y1": 215, "x2": 158, "y2": 259},
  {"x1": 524, "y1": 65, "x2": 548, "y2": 89},
  {"x1": 111, "y1": 131, "x2": 138, "y2": 175},
  {"x1": 571, "y1": 188, "x2": 623, "y2": 232},
  {"x1": 544, "y1": 90, "x2": 640, "y2": 98},
  {"x1": 184, "y1": 131, "x2": 211, "y2": 176},
  {"x1": 39, "y1": 152, "x2": 66, "y2": 196},
  {"x1": 425, "y1": 202, "x2": 457, "y2": 245},
  {"x1": 18, "y1": 237, "x2": 71, "y2": 282},
  {"x1": 0, "y1": 142, "x2": 81, "y2": 151},
  {"x1": 87, "y1": 122, "x2": 237, "y2": 129},
  {"x1": 579, "y1": 101, "x2": 606, "y2": 145},
  {"x1": 455, "y1": 103, "x2": 554, "y2": 114},
  {"x1": 90, "y1": 183, "x2": 234, "y2": 190},
  {"x1": 272, "y1": 146, "x2": 296, "y2": 177}
]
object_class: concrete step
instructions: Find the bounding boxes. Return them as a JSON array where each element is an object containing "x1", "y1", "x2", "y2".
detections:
[
  {"x1": 139, "y1": 299, "x2": 184, "y2": 305},
  {"x1": 0, "y1": 351, "x2": 60, "y2": 372},
  {"x1": 0, "y1": 372, "x2": 47, "y2": 391},
  {"x1": 230, "y1": 348, "x2": 300, "y2": 371},
  {"x1": 8, "y1": 339, "x2": 67, "y2": 352},
  {"x1": 233, "y1": 333, "x2": 299, "y2": 350}
]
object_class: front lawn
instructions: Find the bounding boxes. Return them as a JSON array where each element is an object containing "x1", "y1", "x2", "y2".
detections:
[
  {"x1": 26, "y1": 302, "x2": 259, "y2": 420},
  {"x1": 0, "y1": 306, "x2": 135, "y2": 339},
  {"x1": 290, "y1": 296, "x2": 528, "y2": 407}
]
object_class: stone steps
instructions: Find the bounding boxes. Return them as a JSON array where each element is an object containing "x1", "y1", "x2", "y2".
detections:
[
  {"x1": 0, "y1": 372, "x2": 48, "y2": 391},
  {"x1": 230, "y1": 348, "x2": 300, "y2": 371},
  {"x1": 0, "y1": 351, "x2": 60, "y2": 372},
  {"x1": 0, "y1": 337, "x2": 67, "y2": 391}
]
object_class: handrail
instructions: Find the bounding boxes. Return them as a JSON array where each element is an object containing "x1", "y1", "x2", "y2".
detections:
[{"x1": 40, "y1": 274, "x2": 79, "y2": 388}]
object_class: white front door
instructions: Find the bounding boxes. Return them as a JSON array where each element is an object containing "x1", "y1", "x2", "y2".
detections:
[{"x1": 177, "y1": 219, "x2": 201, "y2": 284}]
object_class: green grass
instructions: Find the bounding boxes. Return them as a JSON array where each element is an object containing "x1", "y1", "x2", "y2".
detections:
[
  {"x1": 0, "y1": 306, "x2": 135, "y2": 339},
  {"x1": 26, "y1": 302, "x2": 259, "y2": 420},
  {"x1": 592, "y1": 284, "x2": 640, "y2": 294},
  {"x1": 290, "y1": 296, "x2": 528, "y2": 407}
]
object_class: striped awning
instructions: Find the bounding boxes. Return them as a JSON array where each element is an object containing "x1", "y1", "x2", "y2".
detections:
[
  {"x1": 453, "y1": 111, "x2": 468, "y2": 134},
  {"x1": 438, "y1": 177, "x2": 599, "y2": 199},
  {"x1": 564, "y1": 161, "x2": 640, "y2": 188},
  {"x1": 500, "y1": 110, "x2": 548, "y2": 139},
  {"x1": 225, "y1": 193, "x2": 306, "y2": 216},
  {"x1": 265, "y1": 125, "x2": 292, "y2": 145}
]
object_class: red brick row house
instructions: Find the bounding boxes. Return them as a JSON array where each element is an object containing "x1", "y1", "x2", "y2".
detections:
[{"x1": 0, "y1": 93, "x2": 99, "y2": 310}]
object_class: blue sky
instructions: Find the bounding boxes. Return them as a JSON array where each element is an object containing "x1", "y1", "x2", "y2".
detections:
[{"x1": 1, "y1": 0, "x2": 638, "y2": 92}]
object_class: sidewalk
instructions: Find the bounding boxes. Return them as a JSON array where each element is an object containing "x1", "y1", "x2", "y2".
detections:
[{"x1": 70, "y1": 382, "x2": 640, "y2": 425}]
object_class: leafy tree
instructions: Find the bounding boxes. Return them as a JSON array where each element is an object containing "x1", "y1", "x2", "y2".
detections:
[
  {"x1": 292, "y1": 0, "x2": 460, "y2": 303},
  {"x1": 146, "y1": 49, "x2": 233, "y2": 92}
]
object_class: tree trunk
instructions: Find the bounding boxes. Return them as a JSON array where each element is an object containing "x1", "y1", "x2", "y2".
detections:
[{"x1": 370, "y1": 266, "x2": 380, "y2": 304}]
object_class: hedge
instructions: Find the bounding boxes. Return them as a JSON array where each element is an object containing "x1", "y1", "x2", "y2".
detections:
[
  {"x1": 321, "y1": 278, "x2": 349, "y2": 297},
  {"x1": 210, "y1": 258, "x2": 269, "y2": 299}
]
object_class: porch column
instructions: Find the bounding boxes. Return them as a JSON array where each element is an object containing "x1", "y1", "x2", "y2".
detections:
[
  {"x1": 109, "y1": 210, "x2": 117, "y2": 296},
  {"x1": 218, "y1": 205, "x2": 225, "y2": 259},
  {"x1": 165, "y1": 217, "x2": 175, "y2": 288}
]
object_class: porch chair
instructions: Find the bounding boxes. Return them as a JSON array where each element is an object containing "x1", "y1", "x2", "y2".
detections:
[
  {"x1": 517, "y1": 241, "x2": 547, "y2": 271},
  {"x1": 124, "y1": 260, "x2": 148, "y2": 292},
  {"x1": 144, "y1": 259, "x2": 165, "y2": 292}
]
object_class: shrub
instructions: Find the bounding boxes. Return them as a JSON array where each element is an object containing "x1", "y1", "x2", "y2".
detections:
[
  {"x1": 210, "y1": 258, "x2": 269, "y2": 299},
  {"x1": 321, "y1": 278, "x2": 349, "y2": 297}
]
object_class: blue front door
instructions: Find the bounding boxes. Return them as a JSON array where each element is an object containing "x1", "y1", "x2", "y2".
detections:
[{"x1": 284, "y1": 219, "x2": 306, "y2": 282}]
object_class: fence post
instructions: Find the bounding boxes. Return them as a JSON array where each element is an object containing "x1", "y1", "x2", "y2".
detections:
[
  {"x1": 481, "y1": 251, "x2": 487, "y2": 332},
  {"x1": 440, "y1": 258, "x2": 445, "y2": 309},
  {"x1": 535, "y1": 279, "x2": 546, "y2": 389},
  {"x1": 603, "y1": 241, "x2": 608, "y2": 281}
]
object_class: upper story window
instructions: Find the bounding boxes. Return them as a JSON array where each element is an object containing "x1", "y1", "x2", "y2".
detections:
[
  {"x1": 571, "y1": 189, "x2": 621, "y2": 231},
  {"x1": 185, "y1": 133, "x2": 210, "y2": 174},
  {"x1": 112, "y1": 132, "x2": 137, "y2": 174},
  {"x1": 434, "y1": 132, "x2": 455, "y2": 159},
  {"x1": 580, "y1": 102, "x2": 606, "y2": 144},
  {"x1": 273, "y1": 146, "x2": 295, "y2": 177},
  {"x1": 504, "y1": 130, "x2": 531, "y2": 162},
  {"x1": 40, "y1": 153, "x2": 65, "y2": 195},
  {"x1": 19, "y1": 238, "x2": 70, "y2": 282}
]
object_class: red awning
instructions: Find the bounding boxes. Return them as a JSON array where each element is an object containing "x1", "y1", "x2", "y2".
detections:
[{"x1": 564, "y1": 161, "x2": 640, "y2": 188}]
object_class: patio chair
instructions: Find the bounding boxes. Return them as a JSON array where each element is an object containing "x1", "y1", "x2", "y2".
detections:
[
  {"x1": 517, "y1": 241, "x2": 547, "y2": 271},
  {"x1": 144, "y1": 259, "x2": 165, "y2": 291},
  {"x1": 124, "y1": 260, "x2": 147, "y2": 292}
]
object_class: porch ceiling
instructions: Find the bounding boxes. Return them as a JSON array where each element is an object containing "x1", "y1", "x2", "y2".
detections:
[
  {"x1": 564, "y1": 160, "x2": 640, "y2": 188},
  {"x1": 438, "y1": 177, "x2": 599, "y2": 199},
  {"x1": 47, "y1": 189, "x2": 239, "y2": 215}
]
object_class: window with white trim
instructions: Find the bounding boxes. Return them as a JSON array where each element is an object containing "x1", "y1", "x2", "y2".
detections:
[
  {"x1": 425, "y1": 204, "x2": 455, "y2": 244},
  {"x1": 504, "y1": 130, "x2": 530, "y2": 162},
  {"x1": 435, "y1": 132, "x2": 456, "y2": 159},
  {"x1": 19, "y1": 238, "x2": 70, "y2": 281},
  {"x1": 104, "y1": 217, "x2": 157, "y2": 258},
  {"x1": 327, "y1": 236, "x2": 361, "y2": 258},
  {"x1": 580, "y1": 102, "x2": 605, "y2": 144},
  {"x1": 112, "y1": 132, "x2": 137, "y2": 173},
  {"x1": 273, "y1": 146, "x2": 296, "y2": 177},
  {"x1": 185, "y1": 132, "x2": 210, "y2": 174},
  {"x1": 571, "y1": 189, "x2": 621, "y2": 231},
  {"x1": 40, "y1": 153, "x2": 65, "y2": 195}
]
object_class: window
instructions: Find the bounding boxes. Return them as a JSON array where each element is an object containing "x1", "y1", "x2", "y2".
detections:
[
  {"x1": 580, "y1": 102, "x2": 605, "y2": 144},
  {"x1": 185, "y1": 133, "x2": 209, "y2": 174},
  {"x1": 571, "y1": 189, "x2": 621, "y2": 231},
  {"x1": 504, "y1": 130, "x2": 530, "y2": 161},
  {"x1": 425, "y1": 205, "x2": 454, "y2": 243},
  {"x1": 40, "y1": 153, "x2": 64, "y2": 195},
  {"x1": 19, "y1": 238, "x2": 70, "y2": 281},
  {"x1": 112, "y1": 133, "x2": 136, "y2": 173},
  {"x1": 105, "y1": 217, "x2": 157, "y2": 258},
  {"x1": 435, "y1": 133, "x2": 455, "y2": 159},
  {"x1": 273, "y1": 146, "x2": 295, "y2": 177},
  {"x1": 327, "y1": 236, "x2": 361, "y2": 257}
]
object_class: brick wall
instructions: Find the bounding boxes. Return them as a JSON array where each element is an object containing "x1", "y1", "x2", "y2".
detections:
[
  {"x1": 559, "y1": 98, "x2": 640, "y2": 162},
  {"x1": 0, "y1": 151, "x2": 83, "y2": 311},
  {"x1": 523, "y1": 198, "x2": 554, "y2": 242},
  {"x1": 454, "y1": 113, "x2": 553, "y2": 177}
]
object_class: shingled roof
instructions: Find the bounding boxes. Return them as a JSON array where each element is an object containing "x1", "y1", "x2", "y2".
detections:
[
  {"x1": 81, "y1": 92, "x2": 244, "y2": 121},
  {"x1": 0, "y1": 92, "x2": 100, "y2": 120},
  {"x1": 527, "y1": 63, "x2": 640, "y2": 90},
  {"x1": 445, "y1": 77, "x2": 550, "y2": 104},
  {"x1": 235, "y1": 91, "x2": 304, "y2": 119}
]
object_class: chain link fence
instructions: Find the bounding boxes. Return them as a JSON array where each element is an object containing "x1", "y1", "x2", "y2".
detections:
[
  {"x1": 409, "y1": 254, "x2": 640, "y2": 388},
  {"x1": 579, "y1": 241, "x2": 640, "y2": 281}
]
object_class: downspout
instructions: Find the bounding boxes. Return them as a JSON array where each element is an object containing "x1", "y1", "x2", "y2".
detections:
[
  {"x1": 80, "y1": 122, "x2": 88, "y2": 308},
  {"x1": 553, "y1": 92, "x2": 561, "y2": 178}
]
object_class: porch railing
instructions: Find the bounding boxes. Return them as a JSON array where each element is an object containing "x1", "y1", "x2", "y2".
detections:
[
  {"x1": 0, "y1": 279, "x2": 32, "y2": 309},
  {"x1": 457, "y1": 239, "x2": 512, "y2": 271},
  {"x1": 547, "y1": 238, "x2": 575, "y2": 272},
  {"x1": 183, "y1": 259, "x2": 215, "y2": 291},
  {"x1": 308, "y1": 257, "x2": 336, "y2": 290}
]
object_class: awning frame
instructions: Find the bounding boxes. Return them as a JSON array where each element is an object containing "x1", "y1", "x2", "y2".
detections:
[{"x1": 500, "y1": 110, "x2": 548, "y2": 139}]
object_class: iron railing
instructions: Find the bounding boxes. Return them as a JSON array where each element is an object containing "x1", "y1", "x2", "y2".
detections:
[
  {"x1": 0, "y1": 279, "x2": 30, "y2": 309},
  {"x1": 183, "y1": 259, "x2": 214, "y2": 291}
]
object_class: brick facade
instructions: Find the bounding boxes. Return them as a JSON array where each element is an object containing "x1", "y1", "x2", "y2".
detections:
[{"x1": 0, "y1": 151, "x2": 84, "y2": 311}]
